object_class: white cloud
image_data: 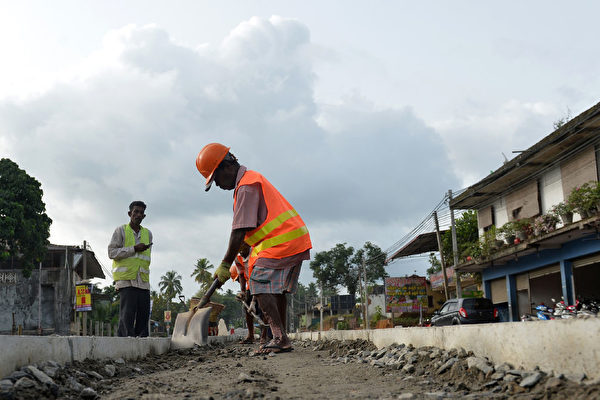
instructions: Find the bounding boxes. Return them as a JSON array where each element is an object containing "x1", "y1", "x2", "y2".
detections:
[
  {"x1": 433, "y1": 99, "x2": 565, "y2": 188},
  {"x1": 1, "y1": 17, "x2": 457, "y2": 297}
]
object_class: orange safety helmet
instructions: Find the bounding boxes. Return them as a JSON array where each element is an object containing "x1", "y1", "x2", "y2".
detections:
[{"x1": 196, "y1": 143, "x2": 230, "y2": 191}]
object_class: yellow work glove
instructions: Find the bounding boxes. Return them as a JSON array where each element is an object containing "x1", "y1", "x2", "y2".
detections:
[{"x1": 214, "y1": 261, "x2": 231, "y2": 284}]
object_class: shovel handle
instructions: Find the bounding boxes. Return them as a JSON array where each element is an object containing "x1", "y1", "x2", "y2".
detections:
[{"x1": 196, "y1": 278, "x2": 222, "y2": 310}]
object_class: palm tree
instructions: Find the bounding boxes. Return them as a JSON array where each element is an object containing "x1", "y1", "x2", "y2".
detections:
[
  {"x1": 191, "y1": 258, "x2": 214, "y2": 293},
  {"x1": 158, "y1": 270, "x2": 183, "y2": 310}
]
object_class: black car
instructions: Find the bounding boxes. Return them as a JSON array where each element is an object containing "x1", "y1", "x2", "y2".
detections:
[{"x1": 430, "y1": 297, "x2": 498, "y2": 326}]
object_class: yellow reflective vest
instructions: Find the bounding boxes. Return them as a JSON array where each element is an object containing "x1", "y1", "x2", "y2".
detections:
[{"x1": 112, "y1": 224, "x2": 151, "y2": 282}]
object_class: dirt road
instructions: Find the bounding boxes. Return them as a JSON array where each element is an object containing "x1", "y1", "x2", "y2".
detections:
[
  {"x1": 102, "y1": 340, "x2": 600, "y2": 399},
  {"x1": 5, "y1": 339, "x2": 600, "y2": 399}
]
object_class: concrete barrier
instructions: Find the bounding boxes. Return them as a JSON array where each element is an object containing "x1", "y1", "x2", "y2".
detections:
[
  {"x1": 291, "y1": 318, "x2": 600, "y2": 379},
  {"x1": 0, "y1": 334, "x2": 241, "y2": 379}
]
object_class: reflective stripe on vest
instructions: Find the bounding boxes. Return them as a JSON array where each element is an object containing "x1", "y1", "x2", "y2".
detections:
[
  {"x1": 112, "y1": 224, "x2": 151, "y2": 282},
  {"x1": 234, "y1": 170, "x2": 311, "y2": 260}
]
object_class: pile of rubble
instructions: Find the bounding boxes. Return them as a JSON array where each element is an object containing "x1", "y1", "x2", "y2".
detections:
[
  {"x1": 0, "y1": 343, "x2": 229, "y2": 400},
  {"x1": 302, "y1": 339, "x2": 600, "y2": 398}
]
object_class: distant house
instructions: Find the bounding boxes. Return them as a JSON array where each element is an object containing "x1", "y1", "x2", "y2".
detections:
[
  {"x1": 0, "y1": 243, "x2": 105, "y2": 334},
  {"x1": 450, "y1": 101, "x2": 600, "y2": 321}
]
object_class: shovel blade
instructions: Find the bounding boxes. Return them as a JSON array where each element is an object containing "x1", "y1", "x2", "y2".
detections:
[{"x1": 170, "y1": 306, "x2": 212, "y2": 349}]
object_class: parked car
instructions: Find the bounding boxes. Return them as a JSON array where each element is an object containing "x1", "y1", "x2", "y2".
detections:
[{"x1": 430, "y1": 297, "x2": 498, "y2": 326}]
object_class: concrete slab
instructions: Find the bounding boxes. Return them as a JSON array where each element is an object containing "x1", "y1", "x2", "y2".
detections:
[
  {"x1": 0, "y1": 334, "x2": 241, "y2": 379},
  {"x1": 291, "y1": 318, "x2": 600, "y2": 380}
]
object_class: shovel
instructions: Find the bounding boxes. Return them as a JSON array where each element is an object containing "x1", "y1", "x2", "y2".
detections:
[
  {"x1": 236, "y1": 294, "x2": 268, "y2": 327},
  {"x1": 171, "y1": 278, "x2": 221, "y2": 349}
]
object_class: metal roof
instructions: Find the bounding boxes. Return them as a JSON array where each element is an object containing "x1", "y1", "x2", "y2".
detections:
[
  {"x1": 48, "y1": 244, "x2": 105, "y2": 279},
  {"x1": 387, "y1": 230, "x2": 447, "y2": 262},
  {"x1": 451, "y1": 101, "x2": 600, "y2": 210}
]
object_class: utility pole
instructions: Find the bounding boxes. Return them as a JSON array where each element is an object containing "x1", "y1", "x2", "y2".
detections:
[
  {"x1": 305, "y1": 298, "x2": 308, "y2": 331},
  {"x1": 82, "y1": 240, "x2": 87, "y2": 336},
  {"x1": 362, "y1": 255, "x2": 369, "y2": 330},
  {"x1": 358, "y1": 260, "x2": 364, "y2": 328},
  {"x1": 319, "y1": 281, "x2": 324, "y2": 335},
  {"x1": 434, "y1": 211, "x2": 450, "y2": 300},
  {"x1": 38, "y1": 261, "x2": 42, "y2": 335},
  {"x1": 449, "y1": 190, "x2": 462, "y2": 297}
]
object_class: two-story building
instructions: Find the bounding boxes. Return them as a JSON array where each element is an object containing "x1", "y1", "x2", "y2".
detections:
[
  {"x1": 0, "y1": 243, "x2": 105, "y2": 334},
  {"x1": 451, "y1": 101, "x2": 600, "y2": 321}
]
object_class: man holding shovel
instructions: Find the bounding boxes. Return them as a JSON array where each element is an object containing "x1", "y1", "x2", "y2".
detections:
[{"x1": 196, "y1": 143, "x2": 311, "y2": 353}]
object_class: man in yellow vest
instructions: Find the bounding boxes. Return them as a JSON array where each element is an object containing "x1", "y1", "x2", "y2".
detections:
[
  {"x1": 108, "y1": 201, "x2": 153, "y2": 337},
  {"x1": 196, "y1": 143, "x2": 312, "y2": 354}
]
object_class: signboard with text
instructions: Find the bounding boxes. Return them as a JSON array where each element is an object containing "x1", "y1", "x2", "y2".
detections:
[
  {"x1": 385, "y1": 277, "x2": 428, "y2": 313},
  {"x1": 430, "y1": 267, "x2": 455, "y2": 290},
  {"x1": 164, "y1": 310, "x2": 172, "y2": 323},
  {"x1": 75, "y1": 284, "x2": 92, "y2": 312}
]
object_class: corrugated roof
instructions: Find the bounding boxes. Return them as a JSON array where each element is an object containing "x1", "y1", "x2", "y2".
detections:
[{"x1": 387, "y1": 231, "x2": 447, "y2": 262}]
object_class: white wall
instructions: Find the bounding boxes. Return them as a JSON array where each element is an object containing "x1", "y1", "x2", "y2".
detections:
[
  {"x1": 368, "y1": 294, "x2": 386, "y2": 317},
  {"x1": 540, "y1": 166, "x2": 564, "y2": 215}
]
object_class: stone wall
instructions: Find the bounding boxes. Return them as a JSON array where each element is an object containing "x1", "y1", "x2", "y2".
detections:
[{"x1": 0, "y1": 267, "x2": 72, "y2": 335}]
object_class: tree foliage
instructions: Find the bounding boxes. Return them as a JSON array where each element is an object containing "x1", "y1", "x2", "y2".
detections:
[
  {"x1": 190, "y1": 258, "x2": 214, "y2": 293},
  {"x1": 310, "y1": 242, "x2": 388, "y2": 298},
  {"x1": 158, "y1": 270, "x2": 183, "y2": 309},
  {"x1": 427, "y1": 210, "x2": 479, "y2": 276},
  {"x1": 0, "y1": 158, "x2": 52, "y2": 277}
]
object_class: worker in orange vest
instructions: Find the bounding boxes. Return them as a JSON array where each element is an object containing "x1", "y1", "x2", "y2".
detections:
[{"x1": 196, "y1": 143, "x2": 312, "y2": 354}]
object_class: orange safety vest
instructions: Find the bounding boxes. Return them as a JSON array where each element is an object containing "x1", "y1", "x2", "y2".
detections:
[{"x1": 234, "y1": 170, "x2": 312, "y2": 262}]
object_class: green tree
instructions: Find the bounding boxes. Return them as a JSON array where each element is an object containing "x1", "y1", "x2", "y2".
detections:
[
  {"x1": 310, "y1": 242, "x2": 388, "y2": 299},
  {"x1": 440, "y1": 210, "x2": 479, "y2": 266},
  {"x1": 102, "y1": 284, "x2": 118, "y2": 303},
  {"x1": 310, "y1": 243, "x2": 354, "y2": 294},
  {"x1": 0, "y1": 158, "x2": 52, "y2": 277},
  {"x1": 426, "y1": 252, "x2": 442, "y2": 276},
  {"x1": 158, "y1": 270, "x2": 183, "y2": 310},
  {"x1": 190, "y1": 258, "x2": 214, "y2": 293},
  {"x1": 350, "y1": 242, "x2": 388, "y2": 285}
]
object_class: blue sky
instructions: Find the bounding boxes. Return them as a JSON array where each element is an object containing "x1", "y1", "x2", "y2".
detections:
[{"x1": 1, "y1": 1, "x2": 598, "y2": 298}]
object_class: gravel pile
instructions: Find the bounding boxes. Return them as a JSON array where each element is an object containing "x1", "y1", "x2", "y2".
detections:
[
  {"x1": 0, "y1": 343, "x2": 230, "y2": 400},
  {"x1": 300, "y1": 339, "x2": 600, "y2": 398}
]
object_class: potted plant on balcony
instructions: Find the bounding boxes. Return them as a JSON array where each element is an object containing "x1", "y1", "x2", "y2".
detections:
[
  {"x1": 513, "y1": 218, "x2": 532, "y2": 241},
  {"x1": 532, "y1": 213, "x2": 559, "y2": 236},
  {"x1": 551, "y1": 201, "x2": 574, "y2": 225},
  {"x1": 498, "y1": 221, "x2": 516, "y2": 245},
  {"x1": 567, "y1": 182, "x2": 597, "y2": 219},
  {"x1": 463, "y1": 240, "x2": 483, "y2": 263}
]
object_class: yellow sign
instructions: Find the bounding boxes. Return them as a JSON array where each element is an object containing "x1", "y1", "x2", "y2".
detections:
[
  {"x1": 164, "y1": 310, "x2": 172, "y2": 323},
  {"x1": 75, "y1": 284, "x2": 92, "y2": 311}
]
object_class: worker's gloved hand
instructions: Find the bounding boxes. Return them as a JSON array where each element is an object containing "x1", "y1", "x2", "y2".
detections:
[{"x1": 213, "y1": 261, "x2": 231, "y2": 284}]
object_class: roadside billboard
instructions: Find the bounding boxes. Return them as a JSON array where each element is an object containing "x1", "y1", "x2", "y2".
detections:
[
  {"x1": 385, "y1": 277, "x2": 428, "y2": 313},
  {"x1": 75, "y1": 283, "x2": 92, "y2": 312},
  {"x1": 430, "y1": 267, "x2": 455, "y2": 290}
]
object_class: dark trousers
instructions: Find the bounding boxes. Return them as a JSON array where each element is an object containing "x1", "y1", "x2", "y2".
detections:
[{"x1": 118, "y1": 287, "x2": 150, "y2": 337}]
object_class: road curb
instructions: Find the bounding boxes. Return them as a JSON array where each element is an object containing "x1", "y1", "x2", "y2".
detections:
[
  {"x1": 0, "y1": 334, "x2": 241, "y2": 378},
  {"x1": 290, "y1": 317, "x2": 600, "y2": 380}
]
